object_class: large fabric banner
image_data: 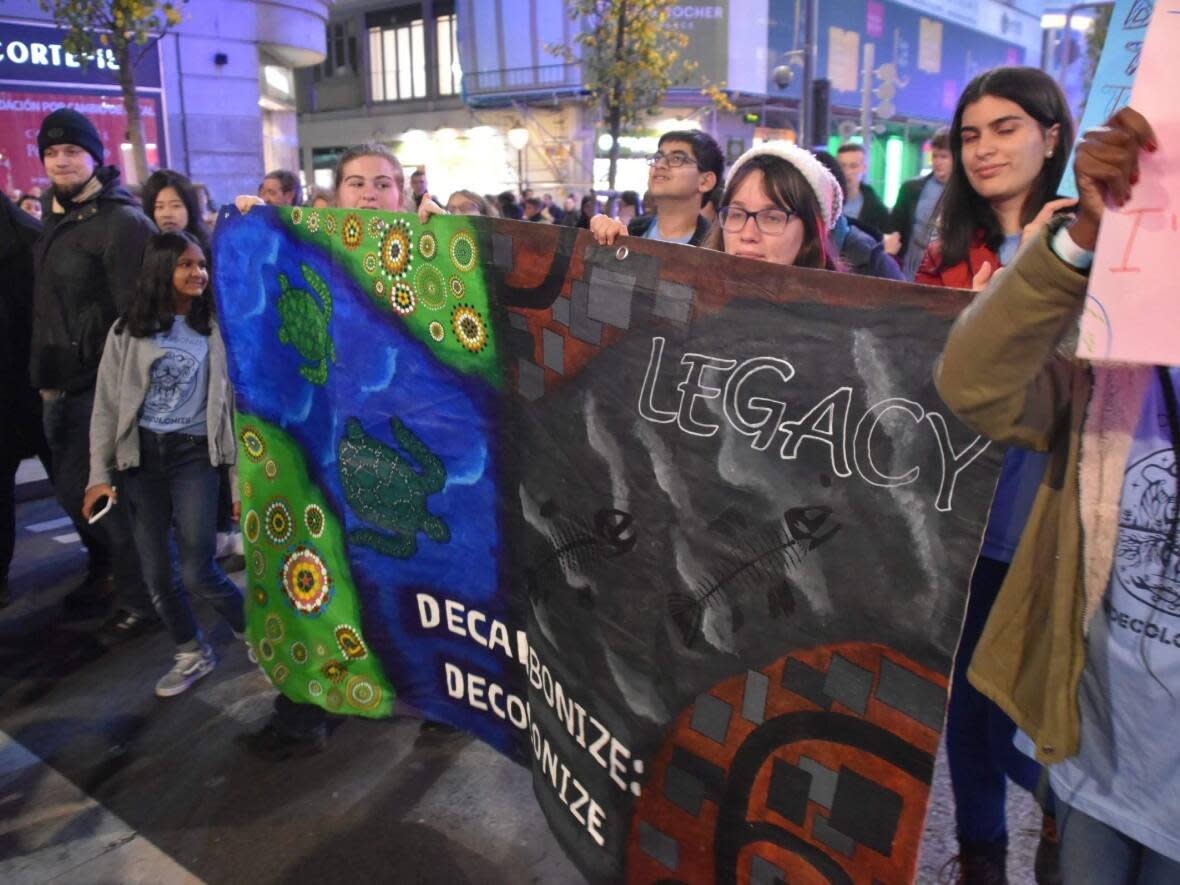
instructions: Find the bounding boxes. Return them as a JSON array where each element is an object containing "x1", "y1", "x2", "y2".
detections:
[{"x1": 215, "y1": 207, "x2": 1001, "y2": 884}]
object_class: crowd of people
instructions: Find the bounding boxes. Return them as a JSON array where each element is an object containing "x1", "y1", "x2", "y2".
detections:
[{"x1": 0, "y1": 61, "x2": 1175, "y2": 885}]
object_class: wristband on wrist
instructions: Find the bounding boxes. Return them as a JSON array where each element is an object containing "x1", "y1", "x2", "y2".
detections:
[{"x1": 1051, "y1": 225, "x2": 1094, "y2": 270}]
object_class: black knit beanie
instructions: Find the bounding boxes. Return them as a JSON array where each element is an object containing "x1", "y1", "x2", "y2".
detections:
[{"x1": 37, "y1": 108, "x2": 104, "y2": 165}]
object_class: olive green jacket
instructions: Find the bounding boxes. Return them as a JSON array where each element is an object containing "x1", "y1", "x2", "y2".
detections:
[{"x1": 934, "y1": 223, "x2": 1153, "y2": 764}]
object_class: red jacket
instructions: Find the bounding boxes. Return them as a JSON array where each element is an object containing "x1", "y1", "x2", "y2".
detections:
[{"x1": 915, "y1": 233, "x2": 1001, "y2": 290}]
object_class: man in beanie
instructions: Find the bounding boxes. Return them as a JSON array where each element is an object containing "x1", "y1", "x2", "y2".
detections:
[{"x1": 31, "y1": 107, "x2": 156, "y2": 638}]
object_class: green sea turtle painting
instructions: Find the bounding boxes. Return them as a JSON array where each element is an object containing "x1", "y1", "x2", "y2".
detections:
[
  {"x1": 338, "y1": 417, "x2": 451, "y2": 558},
  {"x1": 277, "y1": 263, "x2": 335, "y2": 385}
]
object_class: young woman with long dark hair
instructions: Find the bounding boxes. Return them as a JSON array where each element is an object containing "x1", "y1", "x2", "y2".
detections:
[
  {"x1": 142, "y1": 170, "x2": 211, "y2": 252},
  {"x1": 83, "y1": 232, "x2": 244, "y2": 697},
  {"x1": 938, "y1": 104, "x2": 1178, "y2": 885},
  {"x1": 920, "y1": 66, "x2": 1076, "y2": 884}
]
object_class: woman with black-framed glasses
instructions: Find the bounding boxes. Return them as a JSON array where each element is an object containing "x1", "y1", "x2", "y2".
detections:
[{"x1": 700, "y1": 142, "x2": 842, "y2": 269}]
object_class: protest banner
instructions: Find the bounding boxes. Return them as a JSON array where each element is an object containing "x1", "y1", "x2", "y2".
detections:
[
  {"x1": 214, "y1": 206, "x2": 1002, "y2": 883},
  {"x1": 1060, "y1": 0, "x2": 1155, "y2": 198},
  {"x1": 1079, "y1": 1, "x2": 1179, "y2": 365}
]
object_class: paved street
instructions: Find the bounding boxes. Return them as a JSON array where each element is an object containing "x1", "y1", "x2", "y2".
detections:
[{"x1": 1, "y1": 468, "x2": 1041, "y2": 884}]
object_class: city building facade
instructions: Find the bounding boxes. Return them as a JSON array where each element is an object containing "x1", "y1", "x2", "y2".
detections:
[
  {"x1": 296, "y1": 0, "x2": 1045, "y2": 205},
  {"x1": 0, "y1": 0, "x2": 329, "y2": 202}
]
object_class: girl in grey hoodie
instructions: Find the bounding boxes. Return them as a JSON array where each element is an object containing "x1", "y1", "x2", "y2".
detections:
[{"x1": 83, "y1": 231, "x2": 244, "y2": 697}]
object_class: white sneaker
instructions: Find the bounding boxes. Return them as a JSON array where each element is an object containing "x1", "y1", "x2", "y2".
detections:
[
  {"x1": 155, "y1": 645, "x2": 216, "y2": 697},
  {"x1": 230, "y1": 531, "x2": 244, "y2": 556}
]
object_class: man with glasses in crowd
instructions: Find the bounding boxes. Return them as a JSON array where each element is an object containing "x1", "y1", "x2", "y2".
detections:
[{"x1": 591, "y1": 130, "x2": 724, "y2": 246}]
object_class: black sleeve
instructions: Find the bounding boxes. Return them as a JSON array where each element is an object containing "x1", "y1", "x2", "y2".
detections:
[{"x1": 103, "y1": 206, "x2": 156, "y2": 314}]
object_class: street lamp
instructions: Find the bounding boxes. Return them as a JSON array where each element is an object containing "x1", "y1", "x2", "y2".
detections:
[{"x1": 507, "y1": 123, "x2": 530, "y2": 194}]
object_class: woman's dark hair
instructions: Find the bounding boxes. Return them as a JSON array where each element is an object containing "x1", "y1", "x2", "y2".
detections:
[
  {"x1": 263, "y1": 168, "x2": 303, "y2": 206},
  {"x1": 620, "y1": 190, "x2": 641, "y2": 210},
  {"x1": 141, "y1": 169, "x2": 211, "y2": 252},
  {"x1": 703, "y1": 153, "x2": 839, "y2": 270},
  {"x1": 937, "y1": 66, "x2": 1074, "y2": 269},
  {"x1": 117, "y1": 231, "x2": 213, "y2": 338}
]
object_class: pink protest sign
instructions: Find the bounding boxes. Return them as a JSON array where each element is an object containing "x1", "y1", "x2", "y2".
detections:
[{"x1": 1079, "y1": 3, "x2": 1180, "y2": 366}]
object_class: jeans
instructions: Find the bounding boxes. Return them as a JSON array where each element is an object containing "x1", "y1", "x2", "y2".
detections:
[
  {"x1": 946, "y1": 555, "x2": 1049, "y2": 846},
  {"x1": 42, "y1": 389, "x2": 151, "y2": 613},
  {"x1": 122, "y1": 430, "x2": 244, "y2": 646},
  {"x1": 1058, "y1": 801, "x2": 1180, "y2": 885}
]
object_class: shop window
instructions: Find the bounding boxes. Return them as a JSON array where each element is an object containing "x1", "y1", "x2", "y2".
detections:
[
  {"x1": 368, "y1": 13, "x2": 427, "y2": 102},
  {"x1": 321, "y1": 20, "x2": 358, "y2": 78},
  {"x1": 436, "y1": 13, "x2": 462, "y2": 96}
]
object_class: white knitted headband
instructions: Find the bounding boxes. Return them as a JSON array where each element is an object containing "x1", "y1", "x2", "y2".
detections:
[{"x1": 726, "y1": 141, "x2": 843, "y2": 230}]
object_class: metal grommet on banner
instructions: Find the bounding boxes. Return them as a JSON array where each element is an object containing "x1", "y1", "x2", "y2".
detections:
[{"x1": 615, "y1": 245, "x2": 629, "y2": 261}]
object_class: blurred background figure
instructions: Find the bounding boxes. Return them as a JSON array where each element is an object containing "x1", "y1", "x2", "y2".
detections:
[{"x1": 258, "y1": 170, "x2": 301, "y2": 207}]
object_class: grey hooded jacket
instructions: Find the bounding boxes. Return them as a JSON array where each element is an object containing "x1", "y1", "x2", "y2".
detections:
[{"x1": 88, "y1": 317, "x2": 236, "y2": 490}]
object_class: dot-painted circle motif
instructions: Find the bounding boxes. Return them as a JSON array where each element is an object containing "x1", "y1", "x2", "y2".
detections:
[
  {"x1": 335, "y1": 625, "x2": 367, "y2": 660},
  {"x1": 390, "y1": 282, "x2": 416, "y2": 315},
  {"x1": 366, "y1": 216, "x2": 387, "y2": 240},
  {"x1": 380, "y1": 219, "x2": 413, "y2": 278},
  {"x1": 264, "y1": 459, "x2": 279, "y2": 480},
  {"x1": 304, "y1": 504, "x2": 325, "y2": 538},
  {"x1": 242, "y1": 480, "x2": 254, "y2": 500},
  {"x1": 429, "y1": 321, "x2": 445, "y2": 342},
  {"x1": 345, "y1": 675, "x2": 381, "y2": 711},
  {"x1": 291, "y1": 207, "x2": 303, "y2": 225},
  {"x1": 414, "y1": 264, "x2": 447, "y2": 310},
  {"x1": 363, "y1": 253, "x2": 379, "y2": 275},
  {"x1": 251, "y1": 548, "x2": 266, "y2": 577},
  {"x1": 240, "y1": 427, "x2": 266, "y2": 462},
  {"x1": 253, "y1": 586, "x2": 268, "y2": 606},
  {"x1": 341, "y1": 213, "x2": 364, "y2": 250},
  {"x1": 308, "y1": 680, "x2": 323, "y2": 697},
  {"x1": 272, "y1": 662, "x2": 289, "y2": 684},
  {"x1": 451, "y1": 305, "x2": 488, "y2": 353},
  {"x1": 418, "y1": 231, "x2": 437, "y2": 260},
  {"x1": 291, "y1": 641, "x2": 309, "y2": 664},
  {"x1": 374, "y1": 279, "x2": 385, "y2": 298},
  {"x1": 449, "y1": 230, "x2": 477, "y2": 272},
  {"x1": 264, "y1": 498, "x2": 293, "y2": 545},
  {"x1": 306, "y1": 212, "x2": 321, "y2": 234},
  {"x1": 259, "y1": 638, "x2": 275, "y2": 661},
  {"x1": 314, "y1": 643, "x2": 328, "y2": 658},
  {"x1": 264, "y1": 613, "x2": 284, "y2": 642},
  {"x1": 243, "y1": 509, "x2": 261, "y2": 544},
  {"x1": 449, "y1": 276, "x2": 465, "y2": 299},
  {"x1": 326, "y1": 688, "x2": 344, "y2": 710},
  {"x1": 322, "y1": 212, "x2": 337, "y2": 236},
  {"x1": 280, "y1": 544, "x2": 333, "y2": 615}
]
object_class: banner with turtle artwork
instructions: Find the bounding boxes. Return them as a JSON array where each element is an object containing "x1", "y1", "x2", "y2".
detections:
[{"x1": 214, "y1": 206, "x2": 1003, "y2": 884}]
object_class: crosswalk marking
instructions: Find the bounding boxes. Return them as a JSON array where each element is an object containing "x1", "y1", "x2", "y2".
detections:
[
  {"x1": 25, "y1": 516, "x2": 73, "y2": 534},
  {"x1": 15, "y1": 459, "x2": 48, "y2": 486},
  {"x1": 51, "y1": 532, "x2": 82, "y2": 545}
]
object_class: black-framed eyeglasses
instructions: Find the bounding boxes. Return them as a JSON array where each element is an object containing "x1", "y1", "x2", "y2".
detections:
[
  {"x1": 718, "y1": 205, "x2": 795, "y2": 235},
  {"x1": 646, "y1": 151, "x2": 699, "y2": 169}
]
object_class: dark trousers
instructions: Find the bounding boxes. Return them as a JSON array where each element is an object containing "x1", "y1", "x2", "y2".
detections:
[
  {"x1": 272, "y1": 694, "x2": 330, "y2": 739},
  {"x1": 122, "y1": 430, "x2": 244, "y2": 646},
  {"x1": 1, "y1": 442, "x2": 51, "y2": 587},
  {"x1": 946, "y1": 555, "x2": 1050, "y2": 846},
  {"x1": 42, "y1": 389, "x2": 151, "y2": 614}
]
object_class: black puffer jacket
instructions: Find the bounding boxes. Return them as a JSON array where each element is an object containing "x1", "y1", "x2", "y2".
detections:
[
  {"x1": 0, "y1": 194, "x2": 44, "y2": 460},
  {"x1": 30, "y1": 166, "x2": 155, "y2": 392}
]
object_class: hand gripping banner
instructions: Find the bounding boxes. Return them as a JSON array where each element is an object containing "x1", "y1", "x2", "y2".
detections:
[{"x1": 214, "y1": 206, "x2": 1001, "y2": 884}]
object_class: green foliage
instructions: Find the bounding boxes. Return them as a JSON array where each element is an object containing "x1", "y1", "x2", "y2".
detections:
[
  {"x1": 1086, "y1": 4, "x2": 1115, "y2": 73},
  {"x1": 548, "y1": 0, "x2": 693, "y2": 132},
  {"x1": 39, "y1": 0, "x2": 186, "y2": 66}
]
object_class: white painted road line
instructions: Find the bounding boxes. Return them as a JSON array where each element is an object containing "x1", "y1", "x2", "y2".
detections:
[
  {"x1": 15, "y1": 459, "x2": 49, "y2": 486},
  {"x1": 25, "y1": 517, "x2": 74, "y2": 534}
]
